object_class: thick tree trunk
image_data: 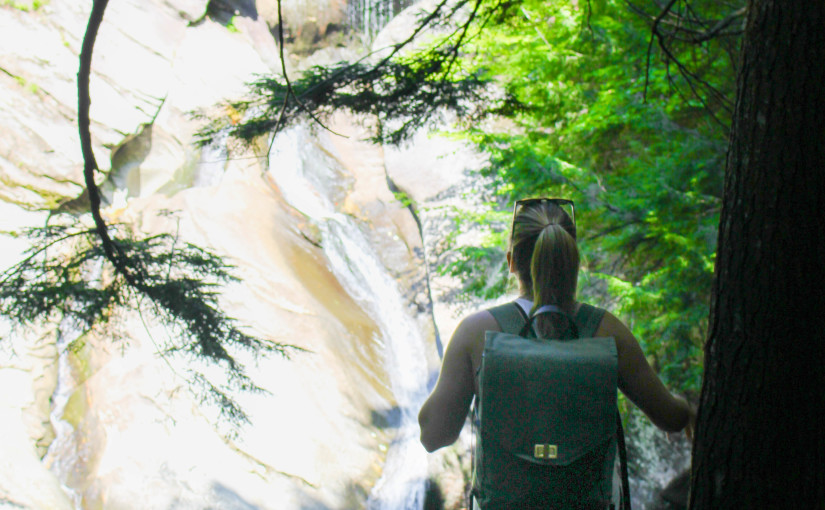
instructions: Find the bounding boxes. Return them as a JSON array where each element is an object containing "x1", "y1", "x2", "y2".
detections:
[{"x1": 689, "y1": 1, "x2": 825, "y2": 508}]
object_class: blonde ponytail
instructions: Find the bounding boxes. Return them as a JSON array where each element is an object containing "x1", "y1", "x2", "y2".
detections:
[
  {"x1": 509, "y1": 200, "x2": 579, "y2": 338},
  {"x1": 530, "y1": 223, "x2": 579, "y2": 337}
]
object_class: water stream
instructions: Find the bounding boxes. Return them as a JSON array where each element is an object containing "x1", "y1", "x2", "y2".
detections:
[
  {"x1": 268, "y1": 126, "x2": 430, "y2": 510},
  {"x1": 42, "y1": 316, "x2": 86, "y2": 510}
]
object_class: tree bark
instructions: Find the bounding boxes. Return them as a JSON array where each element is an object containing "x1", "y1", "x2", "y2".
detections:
[{"x1": 689, "y1": 1, "x2": 825, "y2": 508}]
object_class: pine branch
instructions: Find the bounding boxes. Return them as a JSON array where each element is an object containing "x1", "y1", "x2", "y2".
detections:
[{"x1": 0, "y1": 0, "x2": 302, "y2": 428}]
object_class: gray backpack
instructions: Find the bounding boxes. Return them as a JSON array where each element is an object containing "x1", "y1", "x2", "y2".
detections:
[{"x1": 472, "y1": 302, "x2": 631, "y2": 509}]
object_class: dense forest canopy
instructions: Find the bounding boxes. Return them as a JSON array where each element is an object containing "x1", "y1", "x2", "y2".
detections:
[{"x1": 202, "y1": 0, "x2": 743, "y2": 395}]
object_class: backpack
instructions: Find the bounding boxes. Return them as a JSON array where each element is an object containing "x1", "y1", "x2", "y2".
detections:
[{"x1": 472, "y1": 302, "x2": 631, "y2": 510}]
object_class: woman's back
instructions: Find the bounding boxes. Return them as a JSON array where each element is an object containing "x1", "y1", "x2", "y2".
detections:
[
  {"x1": 418, "y1": 198, "x2": 695, "y2": 507},
  {"x1": 454, "y1": 300, "x2": 691, "y2": 432}
]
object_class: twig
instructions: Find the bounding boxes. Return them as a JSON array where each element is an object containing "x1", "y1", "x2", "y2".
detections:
[
  {"x1": 0, "y1": 229, "x2": 96, "y2": 285},
  {"x1": 680, "y1": 6, "x2": 746, "y2": 44},
  {"x1": 643, "y1": 0, "x2": 679, "y2": 102},
  {"x1": 267, "y1": 0, "x2": 345, "y2": 164}
]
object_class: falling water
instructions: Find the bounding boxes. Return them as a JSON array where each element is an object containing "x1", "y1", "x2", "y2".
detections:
[
  {"x1": 42, "y1": 316, "x2": 86, "y2": 510},
  {"x1": 347, "y1": 0, "x2": 415, "y2": 42},
  {"x1": 41, "y1": 258, "x2": 109, "y2": 509},
  {"x1": 268, "y1": 126, "x2": 430, "y2": 510}
]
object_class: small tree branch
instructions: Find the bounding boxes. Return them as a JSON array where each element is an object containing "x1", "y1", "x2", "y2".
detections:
[
  {"x1": 643, "y1": 0, "x2": 678, "y2": 101},
  {"x1": 78, "y1": 0, "x2": 139, "y2": 287}
]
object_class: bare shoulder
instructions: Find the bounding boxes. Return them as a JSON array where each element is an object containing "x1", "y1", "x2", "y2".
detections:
[
  {"x1": 594, "y1": 308, "x2": 633, "y2": 340},
  {"x1": 452, "y1": 309, "x2": 501, "y2": 345},
  {"x1": 449, "y1": 309, "x2": 501, "y2": 384}
]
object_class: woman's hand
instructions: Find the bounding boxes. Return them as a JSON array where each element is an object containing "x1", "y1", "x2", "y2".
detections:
[{"x1": 667, "y1": 397, "x2": 696, "y2": 442}]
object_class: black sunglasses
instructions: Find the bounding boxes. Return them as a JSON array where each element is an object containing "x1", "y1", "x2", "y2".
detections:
[{"x1": 510, "y1": 198, "x2": 576, "y2": 245}]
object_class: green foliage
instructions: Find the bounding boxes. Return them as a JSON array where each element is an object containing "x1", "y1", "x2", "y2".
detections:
[
  {"x1": 194, "y1": 0, "x2": 530, "y2": 146},
  {"x1": 437, "y1": 206, "x2": 511, "y2": 302},
  {"x1": 438, "y1": 0, "x2": 737, "y2": 392},
  {"x1": 195, "y1": 55, "x2": 507, "y2": 146},
  {"x1": 392, "y1": 191, "x2": 415, "y2": 209},
  {"x1": 0, "y1": 0, "x2": 48, "y2": 11},
  {"x1": 226, "y1": 15, "x2": 240, "y2": 33},
  {"x1": 0, "y1": 217, "x2": 299, "y2": 427}
]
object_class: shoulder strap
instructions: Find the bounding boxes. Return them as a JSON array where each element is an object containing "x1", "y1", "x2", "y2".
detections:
[
  {"x1": 487, "y1": 302, "x2": 527, "y2": 334},
  {"x1": 575, "y1": 303, "x2": 607, "y2": 338},
  {"x1": 488, "y1": 302, "x2": 608, "y2": 338}
]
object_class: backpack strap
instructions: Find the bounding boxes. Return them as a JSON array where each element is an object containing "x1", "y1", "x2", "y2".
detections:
[
  {"x1": 616, "y1": 412, "x2": 632, "y2": 510},
  {"x1": 575, "y1": 303, "x2": 607, "y2": 338},
  {"x1": 487, "y1": 302, "x2": 528, "y2": 334},
  {"x1": 491, "y1": 301, "x2": 607, "y2": 338}
]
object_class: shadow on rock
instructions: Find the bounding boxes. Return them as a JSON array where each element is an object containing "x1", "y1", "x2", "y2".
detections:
[
  {"x1": 370, "y1": 406, "x2": 403, "y2": 429},
  {"x1": 211, "y1": 482, "x2": 262, "y2": 509},
  {"x1": 649, "y1": 469, "x2": 690, "y2": 510},
  {"x1": 424, "y1": 478, "x2": 446, "y2": 510}
]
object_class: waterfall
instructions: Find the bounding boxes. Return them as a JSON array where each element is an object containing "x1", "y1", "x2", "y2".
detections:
[
  {"x1": 346, "y1": 0, "x2": 415, "y2": 41},
  {"x1": 41, "y1": 258, "x2": 109, "y2": 509},
  {"x1": 42, "y1": 316, "x2": 86, "y2": 510},
  {"x1": 268, "y1": 126, "x2": 430, "y2": 510}
]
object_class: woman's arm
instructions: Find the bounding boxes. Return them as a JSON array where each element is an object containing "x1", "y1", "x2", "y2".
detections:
[
  {"x1": 418, "y1": 311, "x2": 495, "y2": 452},
  {"x1": 599, "y1": 311, "x2": 695, "y2": 433}
]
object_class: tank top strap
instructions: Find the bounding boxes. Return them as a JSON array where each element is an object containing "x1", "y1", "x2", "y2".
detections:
[{"x1": 574, "y1": 303, "x2": 607, "y2": 338}]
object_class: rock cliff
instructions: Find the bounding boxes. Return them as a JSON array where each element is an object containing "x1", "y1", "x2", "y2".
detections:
[{"x1": 0, "y1": 0, "x2": 486, "y2": 508}]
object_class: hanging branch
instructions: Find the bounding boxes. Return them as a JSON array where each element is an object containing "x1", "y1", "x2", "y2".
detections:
[
  {"x1": 633, "y1": 0, "x2": 742, "y2": 127},
  {"x1": 643, "y1": 0, "x2": 678, "y2": 101},
  {"x1": 269, "y1": 0, "x2": 468, "y2": 136},
  {"x1": 0, "y1": 0, "x2": 302, "y2": 427},
  {"x1": 194, "y1": 0, "x2": 508, "y2": 146},
  {"x1": 77, "y1": 0, "x2": 140, "y2": 286},
  {"x1": 271, "y1": 0, "x2": 345, "y2": 139}
]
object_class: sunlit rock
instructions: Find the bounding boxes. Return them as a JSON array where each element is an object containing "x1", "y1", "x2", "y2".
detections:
[
  {"x1": 101, "y1": 14, "x2": 276, "y2": 202},
  {"x1": 0, "y1": 0, "x2": 197, "y2": 208},
  {"x1": 0, "y1": 0, "x2": 655, "y2": 508}
]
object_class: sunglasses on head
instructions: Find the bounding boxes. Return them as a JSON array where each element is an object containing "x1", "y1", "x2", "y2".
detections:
[{"x1": 510, "y1": 197, "x2": 576, "y2": 245}]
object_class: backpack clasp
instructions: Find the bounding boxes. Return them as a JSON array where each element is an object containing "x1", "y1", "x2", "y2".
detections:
[{"x1": 533, "y1": 444, "x2": 558, "y2": 459}]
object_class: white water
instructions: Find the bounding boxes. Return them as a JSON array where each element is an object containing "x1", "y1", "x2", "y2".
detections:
[
  {"x1": 42, "y1": 258, "x2": 109, "y2": 509},
  {"x1": 268, "y1": 126, "x2": 430, "y2": 510},
  {"x1": 42, "y1": 316, "x2": 86, "y2": 510}
]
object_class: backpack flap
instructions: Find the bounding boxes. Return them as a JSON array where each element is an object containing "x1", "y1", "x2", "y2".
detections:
[{"x1": 480, "y1": 331, "x2": 618, "y2": 466}]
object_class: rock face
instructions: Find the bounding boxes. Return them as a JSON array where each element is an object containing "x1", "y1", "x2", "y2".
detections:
[{"x1": 0, "y1": 0, "x2": 483, "y2": 508}]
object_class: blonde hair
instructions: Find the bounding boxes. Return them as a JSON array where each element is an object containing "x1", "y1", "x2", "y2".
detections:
[{"x1": 510, "y1": 201, "x2": 579, "y2": 338}]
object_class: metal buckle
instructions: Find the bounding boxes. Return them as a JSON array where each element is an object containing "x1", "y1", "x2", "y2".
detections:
[{"x1": 534, "y1": 443, "x2": 558, "y2": 459}]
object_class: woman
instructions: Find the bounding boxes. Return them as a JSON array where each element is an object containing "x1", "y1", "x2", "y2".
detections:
[{"x1": 418, "y1": 198, "x2": 695, "y2": 504}]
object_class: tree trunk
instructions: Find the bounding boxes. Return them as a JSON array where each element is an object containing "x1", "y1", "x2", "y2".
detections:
[{"x1": 689, "y1": 1, "x2": 825, "y2": 508}]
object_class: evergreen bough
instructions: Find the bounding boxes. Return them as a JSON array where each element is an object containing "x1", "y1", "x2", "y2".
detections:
[{"x1": 0, "y1": 218, "x2": 298, "y2": 427}]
